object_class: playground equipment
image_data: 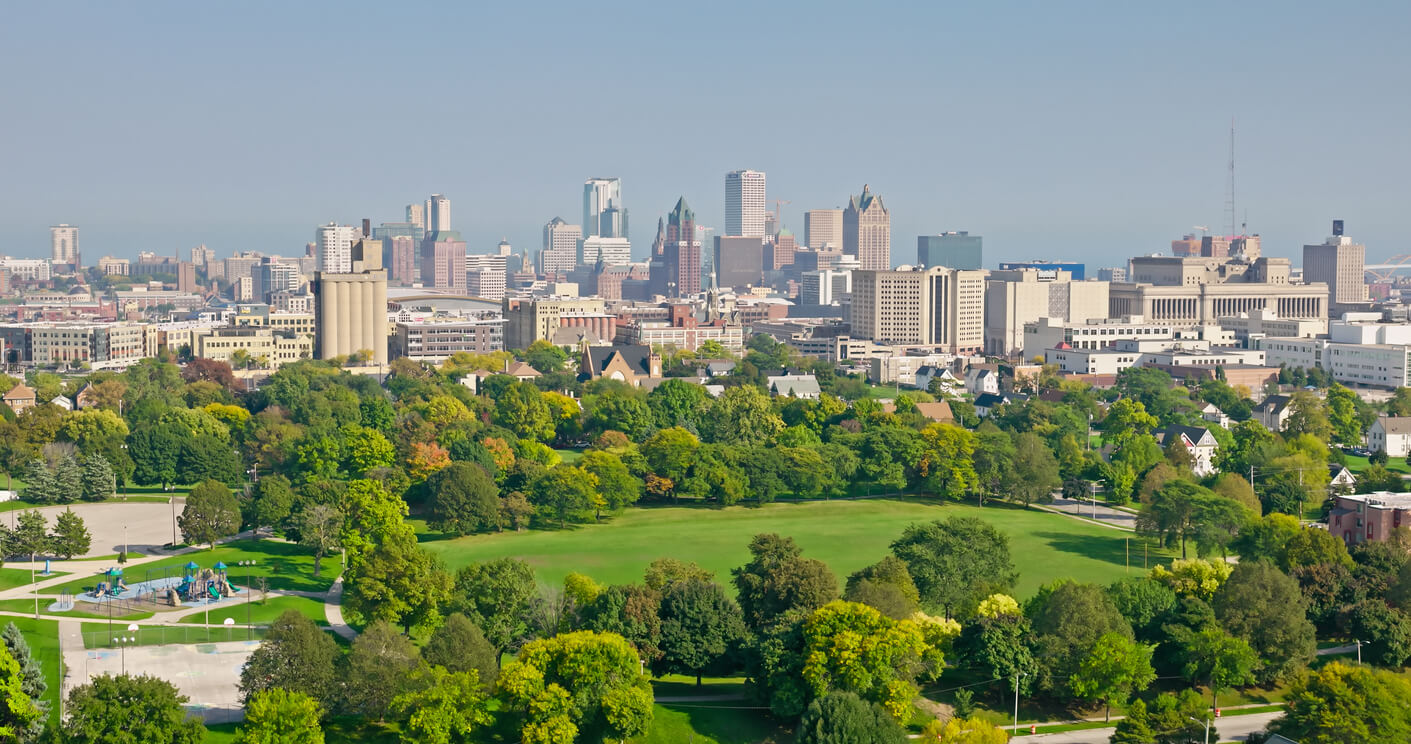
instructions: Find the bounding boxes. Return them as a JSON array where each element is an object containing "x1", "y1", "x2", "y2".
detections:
[
  {"x1": 89, "y1": 567, "x2": 128, "y2": 598},
  {"x1": 172, "y1": 561, "x2": 242, "y2": 603}
]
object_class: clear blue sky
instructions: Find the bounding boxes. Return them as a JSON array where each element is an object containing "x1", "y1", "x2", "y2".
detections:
[{"x1": 3, "y1": 1, "x2": 1408, "y2": 268}]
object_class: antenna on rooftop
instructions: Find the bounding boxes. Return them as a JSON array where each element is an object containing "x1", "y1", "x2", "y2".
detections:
[{"x1": 1226, "y1": 118, "x2": 1237, "y2": 237}]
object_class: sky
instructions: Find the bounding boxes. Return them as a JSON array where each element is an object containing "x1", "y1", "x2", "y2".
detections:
[{"x1": 2, "y1": 1, "x2": 1409, "y2": 270}]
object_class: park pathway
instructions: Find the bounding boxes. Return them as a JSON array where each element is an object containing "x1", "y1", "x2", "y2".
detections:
[
  {"x1": 1014, "y1": 709, "x2": 1280, "y2": 742},
  {"x1": 323, "y1": 576, "x2": 357, "y2": 640},
  {"x1": 1037, "y1": 496, "x2": 1136, "y2": 531}
]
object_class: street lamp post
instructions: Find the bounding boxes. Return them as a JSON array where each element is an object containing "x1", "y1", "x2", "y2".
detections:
[
  {"x1": 1012, "y1": 672, "x2": 1025, "y2": 734},
  {"x1": 121, "y1": 623, "x2": 139, "y2": 675},
  {"x1": 1188, "y1": 716, "x2": 1211, "y2": 744},
  {"x1": 1356, "y1": 639, "x2": 1363, "y2": 665}
]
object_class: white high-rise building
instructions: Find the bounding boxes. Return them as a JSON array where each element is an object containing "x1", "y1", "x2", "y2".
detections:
[
  {"x1": 51, "y1": 224, "x2": 80, "y2": 267},
  {"x1": 428, "y1": 194, "x2": 451, "y2": 232},
  {"x1": 406, "y1": 203, "x2": 425, "y2": 229},
  {"x1": 541, "y1": 218, "x2": 581, "y2": 275},
  {"x1": 583, "y1": 178, "x2": 623, "y2": 239},
  {"x1": 580, "y1": 237, "x2": 632, "y2": 267},
  {"x1": 316, "y1": 223, "x2": 359, "y2": 273},
  {"x1": 725, "y1": 170, "x2": 766, "y2": 237}
]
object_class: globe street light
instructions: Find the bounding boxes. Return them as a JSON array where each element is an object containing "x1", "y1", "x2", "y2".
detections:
[{"x1": 224, "y1": 617, "x2": 235, "y2": 642}]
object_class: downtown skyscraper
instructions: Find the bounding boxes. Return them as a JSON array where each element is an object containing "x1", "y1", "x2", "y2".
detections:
[
  {"x1": 583, "y1": 178, "x2": 628, "y2": 239},
  {"x1": 725, "y1": 169, "x2": 766, "y2": 237},
  {"x1": 844, "y1": 184, "x2": 891, "y2": 271},
  {"x1": 50, "y1": 224, "x2": 80, "y2": 268},
  {"x1": 649, "y1": 198, "x2": 701, "y2": 298}
]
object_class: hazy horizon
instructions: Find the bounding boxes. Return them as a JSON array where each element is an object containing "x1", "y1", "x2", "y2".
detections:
[{"x1": 3, "y1": 1, "x2": 1407, "y2": 269}]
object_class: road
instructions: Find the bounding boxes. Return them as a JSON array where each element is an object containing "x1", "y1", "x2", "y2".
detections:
[
  {"x1": 1, "y1": 499, "x2": 185, "y2": 557},
  {"x1": 1020, "y1": 711, "x2": 1280, "y2": 742},
  {"x1": 1043, "y1": 496, "x2": 1136, "y2": 531}
]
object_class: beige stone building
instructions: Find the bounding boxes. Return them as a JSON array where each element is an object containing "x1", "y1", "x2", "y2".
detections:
[
  {"x1": 849, "y1": 266, "x2": 984, "y2": 354},
  {"x1": 502, "y1": 296, "x2": 606, "y2": 350},
  {"x1": 984, "y1": 269, "x2": 1109, "y2": 357},
  {"x1": 1303, "y1": 228, "x2": 1366, "y2": 313},
  {"x1": 314, "y1": 236, "x2": 388, "y2": 365},
  {"x1": 804, "y1": 209, "x2": 843, "y2": 250},
  {"x1": 843, "y1": 186, "x2": 890, "y2": 271},
  {"x1": 194, "y1": 327, "x2": 312, "y2": 369}
]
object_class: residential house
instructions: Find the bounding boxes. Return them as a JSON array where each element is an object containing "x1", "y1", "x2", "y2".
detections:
[
  {"x1": 1253, "y1": 394, "x2": 1293, "y2": 432},
  {"x1": 1368, "y1": 416, "x2": 1411, "y2": 458},
  {"x1": 1156, "y1": 424, "x2": 1219, "y2": 477},
  {"x1": 768, "y1": 374, "x2": 821, "y2": 400},
  {"x1": 581, "y1": 345, "x2": 663, "y2": 387},
  {"x1": 504, "y1": 361, "x2": 542, "y2": 382},
  {"x1": 1199, "y1": 402, "x2": 1230, "y2": 429},
  {"x1": 1328, "y1": 464, "x2": 1357, "y2": 495},
  {"x1": 965, "y1": 367, "x2": 1000, "y2": 396},
  {"x1": 49, "y1": 395, "x2": 73, "y2": 411},
  {"x1": 75, "y1": 383, "x2": 104, "y2": 410},
  {"x1": 974, "y1": 391, "x2": 1023, "y2": 418},
  {"x1": 3, "y1": 384, "x2": 36, "y2": 414},
  {"x1": 915, "y1": 366, "x2": 959, "y2": 393}
]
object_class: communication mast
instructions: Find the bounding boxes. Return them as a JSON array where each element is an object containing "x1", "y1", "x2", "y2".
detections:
[{"x1": 1226, "y1": 119, "x2": 1237, "y2": 238}]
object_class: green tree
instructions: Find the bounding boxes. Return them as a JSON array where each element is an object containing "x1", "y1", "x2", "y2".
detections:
[
  {"x1": 342, "y1": 620, "x2": 420, "y2": 721},
  {"x1": 0, "y1": 643, "x2": 42, "y2": 743},
  {"x1": 1106, "y1": 578, "x2": 1178, "y2": 640},
  {"x1": 176, "y1": 434, "x2": 242, "y2": 486},
  {"x1": 1007, "y1": 432, "x2": 1061, "y2": 506},
  {"x1": 1136, "y1": 479, "x2": 1211, "y2": 559},
  {"x1": 53, "y1": 453, "x2": 83, "y2": 502},
  {"x1": 579, "y1": 450, "x2": 641, "y2": 514},
  {"x1": 1339, "y1": 600, "x2": 1411, "y2": 667},
  {"x1": 844, "y1": 556, "x2": 921, "y2": 620},
  {"x1": 2, "y1": 622, "x2": 47, "y2": 727},
  {"x1": 527, "y1": 465, "x2": 602, "y2": 528},
  {"x1": 50, "y1": 508, "x2": 91, "y2": 559},
  {"x1": 1068, "y1": 632, "x2": 1155, "y2": 721},
  {"x1": 582, "y1": 584, "x2": 664, "y2": 666},
  {"x1": 344, "y1": 532, "x2": 451, "y2": 633},
  {"x1": 448, "y1": 558, "x2": 538, "y2": 662},
  {"x1": 916, "y1": 424, "x2": 977, "y2": 500},
  {"x1": 955, "y1": 613, "x2": 1037, "y2": 701},
  {"x1": 498, "y1": 631, "x2": 653, "y2": 744},
  {"x1": 79, "y1": 454, "x2": 116, "y2": 501},
  {"x1": 798, "y1": 601, "x2": 931, "y2": 721},
  {"x1": 178, "y1": 479, "x2": 241, "y2": 549},
  {"x1": 235, "y1": 688, "x2": 324, "y2": 744},
  {"x1": 391, "y1": 665, "x2": 493, "y2": 744},
  {"x1": 794, "y1": 690, "x2": 906, "y2": 744},
  {"x1": 20, "y1": 459, "x2": 54, "y2": 504},
  {"x1": 1325, "y1": 384, "x2": 1363, "y2": 445},
  {"x1": 423, "y1": 613, "x2": 498, "y2": 688},
  {"x1": 646, "y1": 378, "x2": 709, "y2": 430},
  {"x1": 1284, "y1": 390, "x2": 1334, "y2": 441},
  {"x1": 239, "y1": 610, "x2": 339, "y2": 709},
  {"x1": 426, "y1": 462, "x2": 499, "y2": 536},
  {"x1": 1101, "y1": 399, "x2": 1158, "y2": 446},
  {"x1": 731, "y1": 533, "x2": 839, "y2": 630},
  {"x1": 640, "y1": 426, "x2": 700, "y2": 497},
  {"x1": 657, "y1": 578, "x2": 747, "y2": 686},
  {"x1": 63, "y1": 673, "x2": 206, "y2": 744},
  {"x1": 1179, "y1": 625, "x2": 1258, "y2": 710},
  {"x1": 1212, "y1": 561, "x2": 1316, "y2": 684},
  {"x1": 288, "y1": 503, "x2": 340, "y2": 577},
  {"x1": 250, "y1": 474, "x2": 296, "y2": 535},
  {"x1": 701, "y1": 385, "x2": 784, "y2": 445},
  {"x1": 1230, "y1": 513, "x2": 1302, "y2": 566},
  {"x1": 917, "y1": 715, "x2": 1009, "y2": 744},
  {"x1": 643, "y1": 558, "x2": 714, "y2": 591},
  {"x1": 1111, "y1": 690, "x2": 1207, "y2": 744},
  {"x1": 890, "y1": 517, "x2": 1017, "y2": 618},
  {"x1": 583, "y1": 392, "x2": 653, "y2": 440},
  {"x1": 1026, "y1": 581, "x2": 1133, "y2": 696},
  {"x1": 11, "y1": 511, "x2": 49, "y2": 561},
  {"x1": 1270, "y1": 661, "x2": 1411, "y2": 743},
  {"x1": 493, "y1": 382, "x2": 554, "y2": 442},
  {"x1": 1210, "y1": 472, "x2": 1260, "y2": 513},
  {"x1": 522, "y1": 339, "x2": 568, "y2": 373}
]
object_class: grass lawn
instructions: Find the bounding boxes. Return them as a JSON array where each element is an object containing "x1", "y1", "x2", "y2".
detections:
[
  {"x1": 43, "y1": 540, "x2": 334, "y2": 596},
  {"x1": 639, "y1": 704, "x2": 789, "y2": 743},
  {"x1": 1339, "y1": 453, "x2": 1411, "y2": 474},
  {"x1": 423, "y1": 499, "x2": 1173, "y2": 599},
  {"x1": 1, "y1": 616, "x2": 61, "y2": 728},
  {"x1": 0, "y1": 494, "x2": 171, "y2": 513},
  {"x1": 0, "y1": 598, "x2": 152, "y2": 620},
  {"x1": 0, "y1": 567, "x2": 69, "y2": 591},
  {"x1": 554, "y1": 447, "x2": 583, "y2": 464},
  {"x1": 78, "y1": 621, "x2": 271, "y2": 649},
  {"x1": 177, "y1": 595, "x2": 327, "y2": 626}
]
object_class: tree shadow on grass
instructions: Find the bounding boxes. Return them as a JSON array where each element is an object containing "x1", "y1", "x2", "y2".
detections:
[
  {"x1": 1031, "y1": 531, "x2": 1164, "y2": 570},
  {"x1": 664, "y1": 704, "x2": 792, "y2": 744}
]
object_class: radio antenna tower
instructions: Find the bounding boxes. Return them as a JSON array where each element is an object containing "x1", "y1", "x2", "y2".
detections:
[{"x1": 1226, "y1": 118, "x2": 1237, "y2": 237}]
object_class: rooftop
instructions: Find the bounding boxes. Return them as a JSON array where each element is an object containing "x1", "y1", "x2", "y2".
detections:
[{"x1": 1341, "y1": 492, "x2": 1411, "y2": 509}]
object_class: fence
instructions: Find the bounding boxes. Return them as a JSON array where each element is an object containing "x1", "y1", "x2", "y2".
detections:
[{"x1": 83, "y1": 624, "x2": 271, "y2": 649}]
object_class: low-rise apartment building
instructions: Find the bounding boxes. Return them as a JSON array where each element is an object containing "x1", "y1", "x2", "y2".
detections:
[{"x1": 1329, "y1": 493, "x2": 1411, "y2": 545}]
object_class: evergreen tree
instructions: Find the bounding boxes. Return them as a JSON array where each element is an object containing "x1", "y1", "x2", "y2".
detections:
[
  {"x1": 2, "y1": 621, "x2": 47, "y2": 740},
  {"x1": 50, "y1": 508, "x2": 92, "y2": 559},
  {"x1": 0, "y1": 643, "x2": 43, "y2": 743},
  {"x1": 53, "y1": 453, "x2": 83, "y2": 503},
  {"x1": 11, "y1": 511, "x2": 49, "y2": 561},
  {"x1": 79, "y1": 454, "x2": 115, "y2": 502},
  {"x1": 20, "y1": 459, "x2": 53, "y2": 504}
]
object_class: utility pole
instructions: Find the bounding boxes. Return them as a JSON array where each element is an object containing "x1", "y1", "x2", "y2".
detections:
[{"x1": 1012, "y1": 672, "x2": 1024, "y2": 734}]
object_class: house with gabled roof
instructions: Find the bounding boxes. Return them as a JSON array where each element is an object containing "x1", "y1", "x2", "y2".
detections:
[
  {"x1": 581, "y1": 345, "x2": 662, "y2": 387},
  {"x1": 767, "y1": 374, "x2": 821, "y2": 400},
  {"x1": 1156, "y1": 424, "x2": 1219, "y2": 477},
  {"x1": 1253, "y1": 394, "x2": 1293, "y2": 432},
  {"x1": 3, "y1": 384, "x2": 36, "y2": 415},
  {"x1": 1369, "y1": 416, "x2": 1411, "y2": 458}
]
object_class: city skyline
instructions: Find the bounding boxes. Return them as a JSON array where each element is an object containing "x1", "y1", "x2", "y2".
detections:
[{"x1": 2, "y1": 3, "x2": 1407, "y2": 268}]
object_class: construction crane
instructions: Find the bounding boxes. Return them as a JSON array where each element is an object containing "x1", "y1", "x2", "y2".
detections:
[
  {"x1": 1193, "y1": 225, "x2": 1209, "y2": 235},
  {"x1": 771, "y1": 199, "x2": 792, "y2": 229}
]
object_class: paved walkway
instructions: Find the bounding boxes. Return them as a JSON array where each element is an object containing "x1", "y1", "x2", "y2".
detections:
[
  {"x1": 324, "y1": 576, "x2": 356, "y2": 640},
  {"x1": 2, "y1": 499, "x2": 186, "y2": 557},
  {"x1": 1039, "y1": 497, "x2": 1137, "y2": 531},
  {"x1": 1016, "y1": 710, "x2": 1280, "y2": 742}
]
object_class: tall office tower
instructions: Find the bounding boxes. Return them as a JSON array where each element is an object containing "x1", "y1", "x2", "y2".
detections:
[
  {"x1": 580, "y1": 237, "x2": 632, "y2": 267},
  {"x1": 725, "y1": 170, "x2": 766, "y2": 237},
  {"x1": 649, "y1": 198, "x2": 701, "y2": 297},
  {"x1": 466, "y1": 267, "x2": 507, "y2": 301},
  {"x1": 406, "y1": 203, "x2": 425, "y2": 229},
  {"x1": 251, "y1": 257, "x2": 303, "y2": 302},
  {"x1": 804, "y1": 209, "x2": 843, "y2": 249},
  {"x1": 316, "y1": 223, "x2": 359, "y2": 273},
  {"x1": 849, "y1": 266, "x2": 986, "y2": 354},
  {"x1": 1304, "y1": 220, "x2": 1367, "y2": 312},
  {"x1": 766, "y1": 228, "x2": 797, "y2": 271},
  {"x1": 315, "y1": 230, "x2": 388, "y2": 365},
  {"x1": 843, "y1": 185, "x2": 891, "y2": 271},
  {"x1": 599, "y1": 205, "x2": 628, "y2": 240},
  {"x1": 177, "y1": 262, "x2": 198, "y2": 293},
  {"x1": 1171, "y1": 234, "x2": 1202, "y2": 256},
  {"x1": 541, "y1": 218, "x2": 581, "y2": 276},
  {"x1": 50, "y1": 224, "x2": 80, "y2": 267},
  {"x1": 386, "y1": 235, "x2": 418, "y2": 284},
  {"x1": 583, "y1": 178, "x2": 624, "y2": 238},
  {"x1": 190, "y1": 244, "x2": 216, "y2": 268},
  {"x1": 428, "y1": 194, "x2": 451, "y2": 232},
  {"x1": 714, "y1": 236, "x2": 764, "y2": 289},
  {"x1": 420, "y1": 230, "x2": 468, "y2": 291},
  {"x1": 917, "y1": 232, "x2": 983, "y2": 270}
]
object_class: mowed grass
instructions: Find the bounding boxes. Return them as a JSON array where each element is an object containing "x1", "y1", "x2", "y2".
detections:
[
  {"x1": 177, "y1": 595, "x2": 327, "y2": 626},
  {"x1": 42, "y1": 540, "x2": 334, "y2": 596},
  {"x1": 0, "y1": 567, "x2": 68, "y2": 591},
  {"x1": 424, "y1": 499, "x2": 1171, "y2": 598}
]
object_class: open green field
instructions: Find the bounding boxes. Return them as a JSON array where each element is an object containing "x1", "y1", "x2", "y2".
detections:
[
  {"x1": 1, "y1": 616, "x2": 61, "y2": 728},
  {"x1": 0, "y1": 494, "x2": 172, "y2": 513},
  {"x1": 1340, "y1": 452, "x2": 1411, "y2": 474},
  {"x1": 43, "y1": 540, "x2": 334, "y2": 596},
  {"x1": 424, "y1": 499, "x2": 1171, "y2": 598},
  {"x1": 0, "y1": 567, "x2": 68, "y2": 591},
  {"x1": 177, "y1": 594, "x2": 326, "y2": 626}
]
